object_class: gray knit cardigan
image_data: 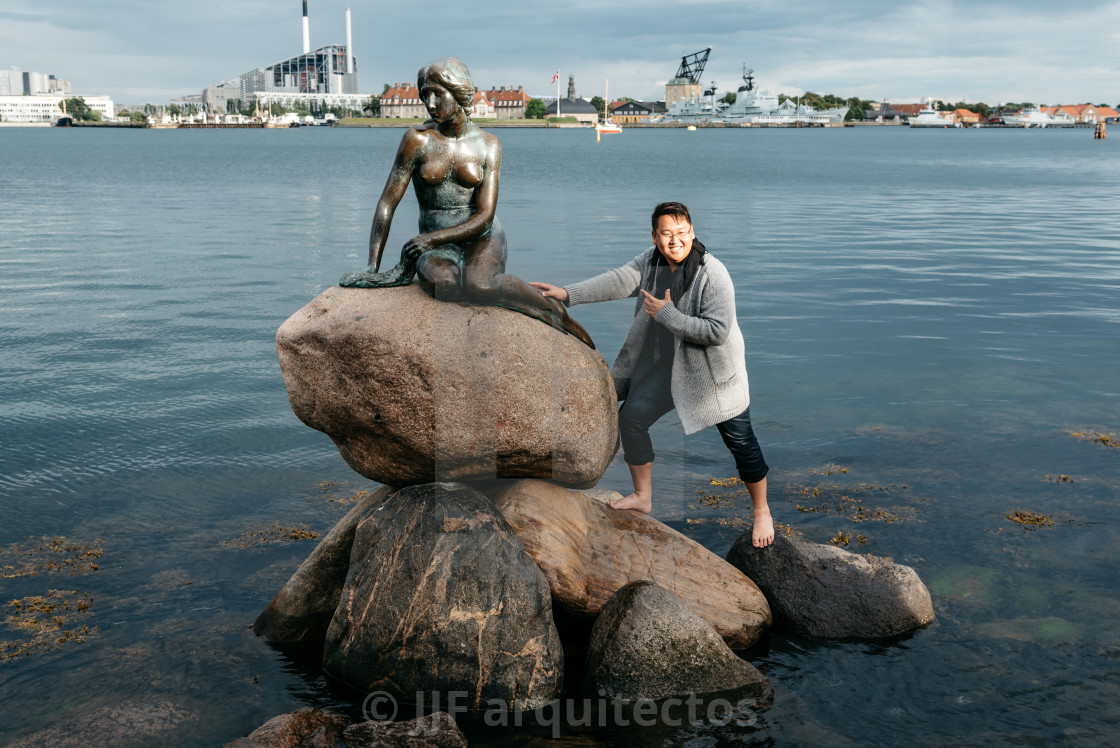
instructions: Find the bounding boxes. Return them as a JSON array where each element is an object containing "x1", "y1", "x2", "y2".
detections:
[{"x1": 564, "y1": 246, "x2": 751, "y2": 435}]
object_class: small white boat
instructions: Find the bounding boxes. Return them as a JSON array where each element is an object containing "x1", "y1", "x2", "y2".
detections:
[{"x1": 596, "y1": 79, "x2": 622, "y2": 137}]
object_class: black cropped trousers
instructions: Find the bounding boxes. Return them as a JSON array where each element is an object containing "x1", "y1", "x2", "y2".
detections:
[{"x1": 618, "y1": 364, "x2": 769, "y2": 484}]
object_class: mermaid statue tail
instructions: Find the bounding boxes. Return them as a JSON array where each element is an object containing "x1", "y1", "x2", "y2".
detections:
[
  {"x1": 339, "y1": 258, "x2": 416, "y2": 288},
  {"x1": 560, "y1": 310, "x2": 595, "y2": 349},
  {"x1": 515, "y1": 294, "x2": 596, "y2": 350}
]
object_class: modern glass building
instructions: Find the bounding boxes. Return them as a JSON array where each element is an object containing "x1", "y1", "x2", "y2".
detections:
[{"x1": 204, "y1": 44, "x2": 363, "y2": 112}]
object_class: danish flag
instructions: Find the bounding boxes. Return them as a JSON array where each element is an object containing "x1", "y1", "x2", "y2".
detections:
[{"x1": 550, "y1": 70, "x2": 559, "y2": 85}]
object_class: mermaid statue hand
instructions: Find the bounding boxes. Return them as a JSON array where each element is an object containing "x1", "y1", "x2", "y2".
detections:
[{"x1": 339, "y1": 258, "x2": 416, "y2": 288}]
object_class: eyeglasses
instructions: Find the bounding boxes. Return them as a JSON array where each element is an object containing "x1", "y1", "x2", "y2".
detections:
[{"x1": 656, "y1": 227, "x2": 693, "y2": 242}]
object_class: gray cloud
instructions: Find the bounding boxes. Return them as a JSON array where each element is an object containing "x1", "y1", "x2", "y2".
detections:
[{"x1": 1, "y1": 0, "x2": 1116, "y2": 105}]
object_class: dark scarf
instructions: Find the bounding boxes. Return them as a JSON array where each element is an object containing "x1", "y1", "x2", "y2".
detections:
[{"x1": 649, "y1": 238, "x2": 708, "y2": 369}]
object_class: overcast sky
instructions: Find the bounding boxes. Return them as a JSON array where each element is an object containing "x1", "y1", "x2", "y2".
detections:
[{"x1": 2, "y1": 0, "x2": 1118, "y2": 106}]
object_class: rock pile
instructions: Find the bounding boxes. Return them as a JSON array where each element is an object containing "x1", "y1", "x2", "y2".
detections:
[
  {"x1": 242, "y1": 287, "x2": 935, "y2": 743},
  {"x1": 257, "y1": 290, "x2": 770, "y2": 718},
  {"x1": 254, "y1": 482, "x2": 768, "y2": 710}
]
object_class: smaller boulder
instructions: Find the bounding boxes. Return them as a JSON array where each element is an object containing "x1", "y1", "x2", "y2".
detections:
[
  {"x1": 584, "y1": 581, "x2": 765, "y2": 702},
  {"x1": 493, "y1": 479, "x2": 771, "y2": 649},
  {"x1": 323, "y1": 483, "x2": 563, "y2": 710},
  {"x1": 343, "y1": 712, "x2": 467, "y2": 748},
  {"x1": 253, "y1": 486, "x2": 396, "y2": 644},
  {"x1": 726, "y1": 532, "x2": 934, "y2": 639},
  {"x1": 225, "y1": 707, "x2": 348, "y2": 748}
]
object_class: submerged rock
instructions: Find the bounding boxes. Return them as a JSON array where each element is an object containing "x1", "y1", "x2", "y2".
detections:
[
  {"x1": 323, "y1": 483, "x2": 563, "y2": 709},
  {"x1": 224, "y1": 707, "x2": 349, "y2": 748},
  {"x1": 493, "y1": 479, "x2": 771, "y2": 649},
  {"x1": 585, "y1": 581, "x2": 766, "y2": 701},
  {"x1": 253, "y1": 486, "x2": 396, "y2": 644},
  {"x1": 276, "y1": 285, "x2": 617, "y2": 488},
  {"x1": 726, "y1": 532, "x2": 934, "y2": 639},
  {"x1": 344, "y1": 712, "x2": 467, "y2": 748},
  {"x1": 7, "y1": 699, "x2": 192, "y2": 748}
]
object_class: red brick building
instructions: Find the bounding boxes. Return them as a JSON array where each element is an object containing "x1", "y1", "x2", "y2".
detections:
[
  {"x1": 381, "y1": 83, "x2": 424, "y2": 118},
  {"x1": 483, "y1": 86, "x2": 531, "y2": 119}
]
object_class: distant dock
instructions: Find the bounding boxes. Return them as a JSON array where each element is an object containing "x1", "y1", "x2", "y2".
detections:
[
  {"x1": 58, "y1": 121, "x2": 148, "y2": 128},
  {"x1": 179, "y1": 122, "x2": 266, "y2": 129}
]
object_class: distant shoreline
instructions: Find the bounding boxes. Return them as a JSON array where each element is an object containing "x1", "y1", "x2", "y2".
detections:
[{"x1": 1, "y1": 120, "x2": 1098, "y2": 130}]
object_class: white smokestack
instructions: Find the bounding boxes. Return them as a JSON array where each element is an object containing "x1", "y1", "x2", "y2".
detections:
[
  {"x1": 302, "y1": 0, "x2": 310, "y2": 54},
  {"x1": 345, "y1": 8, "x2": 353, "y2": 73}
]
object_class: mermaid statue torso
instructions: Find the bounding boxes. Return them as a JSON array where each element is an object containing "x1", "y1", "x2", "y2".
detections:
[{"x1": 339, "y1": 57, "x2": 592, "y2": 348}]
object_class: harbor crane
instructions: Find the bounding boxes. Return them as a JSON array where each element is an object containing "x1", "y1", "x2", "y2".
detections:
[{"x1": 673, "y1": 47, "x2": 711, "y2": 84}]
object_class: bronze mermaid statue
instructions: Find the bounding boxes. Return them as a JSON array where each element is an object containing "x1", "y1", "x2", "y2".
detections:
[{"x1": 339, "y1": 57, "x2": 594, "y2": 349}]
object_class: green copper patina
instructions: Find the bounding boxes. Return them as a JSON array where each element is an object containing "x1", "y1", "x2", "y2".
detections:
[{"x1": 340, "y1": 57, "x2": 593, "y2": 348}]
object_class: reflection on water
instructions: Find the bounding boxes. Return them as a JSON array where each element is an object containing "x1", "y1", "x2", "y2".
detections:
[{"x1": 0, "y1": 127, "x2": 1118, "y2": 746}]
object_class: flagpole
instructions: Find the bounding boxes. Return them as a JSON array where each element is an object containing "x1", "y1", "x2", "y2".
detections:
[{"x1": 557, "y1": 71, "x2": 561, "y2": 120}]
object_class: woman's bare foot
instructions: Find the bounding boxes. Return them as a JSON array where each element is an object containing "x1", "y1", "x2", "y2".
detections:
[
  {"x1": 745, "y1": 476, "x2": 774, "y2": 547},
  {"x1": 610, "y1": 462, "x2": 653, "y2": 513},
  {"x1": 752, "y1": 505, "x2": 775, "y2": 547},
  {"x1": 608, "y1": 491, "x2": 652, "y2": 513}
]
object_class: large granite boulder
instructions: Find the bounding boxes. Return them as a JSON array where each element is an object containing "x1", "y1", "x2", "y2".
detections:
[
  {"x1": 253, "y1": 486, "x2": 396, "y2": 644},
  {"x1": 225, "y1": 707, "x2": 349, "y2": 748},
  {"x1": 276, "y1": 285, "x2": 617, "y2": 488},
  {"x1": 323, "y1": 483, "x2": 563, "y2": 709},
  {"x1": 585, "y1": 581, "x2": 765, "y2": 702},
  {"x1": 492, "y1": 479, "x2": 771, "y2": 649},
  {"x1": 726, "y1": 532, "x2": 935, "y2": 639}
]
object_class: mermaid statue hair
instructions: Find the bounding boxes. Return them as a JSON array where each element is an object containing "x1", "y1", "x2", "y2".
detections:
[{"x1": 417, "y1": 58, "x2": 476, "y2": 117}]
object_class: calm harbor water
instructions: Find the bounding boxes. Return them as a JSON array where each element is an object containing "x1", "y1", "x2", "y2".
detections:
[{"x1": 1, "y1": 125, "x2": 1118, "y2": 746}]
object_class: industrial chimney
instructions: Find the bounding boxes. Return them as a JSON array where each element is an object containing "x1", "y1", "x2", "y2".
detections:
[
  {"x1": 302, "y1": 0, "x2": 310, "y2": 54},
  {"x1": 345, "y1": 8, "x2": 353, "y2": 74}
]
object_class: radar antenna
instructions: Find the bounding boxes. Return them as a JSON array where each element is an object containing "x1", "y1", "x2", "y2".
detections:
[
  {"x1": 704, "y1": 80, "x2": 719, "y2": 98},
  {"x1": 738, "y1": 65, "x2": 755, "y2": 93},
  {"x1": 673, "y1": 48, "x2": 712, "y2": 84}
]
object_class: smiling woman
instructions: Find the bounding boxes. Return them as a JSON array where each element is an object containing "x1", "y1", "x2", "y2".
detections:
[{"x1": 339, "y1": 57, "x2": 593, "y2": 347}]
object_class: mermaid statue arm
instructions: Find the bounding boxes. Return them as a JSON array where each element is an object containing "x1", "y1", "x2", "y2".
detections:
[{"x1": 340, "y1": 130, "x2": 422, "y2": 287}]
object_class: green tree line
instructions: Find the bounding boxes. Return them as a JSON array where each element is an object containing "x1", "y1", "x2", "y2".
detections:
[
  {"x1": 776, "y1": 92, "x2": 874, "y2": 121},
  {"x1": 61, "y1": 97, "x2": 101, "y2": 121}
]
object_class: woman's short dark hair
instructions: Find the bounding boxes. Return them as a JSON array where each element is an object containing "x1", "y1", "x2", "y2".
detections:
[
  {"x1": 651, "y1": 201, "x2": 692, "y2": 229},
  {"x1": 417, "y1": 58, "x2": 476, "y2": 116}
]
